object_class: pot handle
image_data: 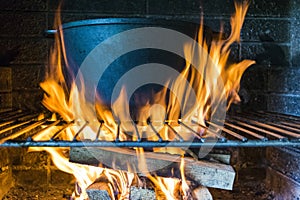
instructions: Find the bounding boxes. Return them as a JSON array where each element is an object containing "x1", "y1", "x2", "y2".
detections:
[{"x1": 45, "y1": 29, "x2": 57, "y2": 37}]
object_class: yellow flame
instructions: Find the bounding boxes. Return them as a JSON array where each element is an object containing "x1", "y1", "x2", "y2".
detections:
[
  {"x1": 146, "y1": 159, "x2": 190, "y2": 200},
  {"x1": 34, "y1": 1, "x2": 254, "y2": 199}
]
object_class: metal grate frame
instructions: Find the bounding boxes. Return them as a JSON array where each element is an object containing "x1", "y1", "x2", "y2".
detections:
[{"x1": 0, "y1": 110, "x2": 299, "y2": 148}]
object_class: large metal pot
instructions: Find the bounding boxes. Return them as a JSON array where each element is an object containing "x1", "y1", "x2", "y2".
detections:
[{"x1": 57, "y1": 18, "x2": 202, "y2": 106}]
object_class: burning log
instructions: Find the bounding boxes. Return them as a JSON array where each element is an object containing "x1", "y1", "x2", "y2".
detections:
[
  {"x1": 86, "y1": 170, "x2": 134, "y2": 200},
  {"x1": 86, "y1": 171, "x2": 212, "y2": 200},
  {"x1": 69, "y1": 147, "x2": 235, "y2": 190},
  {"x1": 86, "y1": 171, "x2": 213, "y2": 199}
]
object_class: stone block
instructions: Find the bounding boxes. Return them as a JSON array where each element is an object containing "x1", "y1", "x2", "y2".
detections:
[
  {"x1": 12, "y1": 65, "x2": 44, "y2": 90},
  {"x1": 0, "y1": 148, "x2": 11, "y2": 167},
  {"x1": 0, "y1": 67, "x2": 12, "y2": 92},
  {"x1": 241, "y1": 19, "x2": 290, "y2": 43},
  {"x1": 0, "y1": 93, "x2": 12, "y2": 112},
  {"x1": 0, "y1": 13, "x2": 46, "y2": 37},
  {"x1": 13, "y1": 169, "x2": 48, "y2": 186},
  {"x1": 267, "y1": 94, "x2": 300, "y2": 116},
  {"x1": 0, "y1": 67, "x2": 12, "y2": 112},
  {"x1": 148, "y1": 0, "x2": 202, "y2": 15},
  {"x1": 0, "y1": 0, "x2": 47, "y2": 11},
  {"x1": 203, "y1": 17, "x2": 231, "y2": 34},
  {"x1": 21, "y1": 151, "x2": 49, "y2": 168},
  {"x1": 228, "y1": 43, "x2": 240, "y2": 62},
  {"x1": 0, "y1": 39, "x2": 48, "y2": 65},
  {"x1": 240, "y1": 43, "x2": 290, "y2": 66},
  {"x1": 268, "y1": 68, "x2": 300, "y2": 93},
  {"x1": 266, "y1": 167, "x2": 300, "y2": 200},
  {"x1": 50, "y1": 170, "x2": 74, "y2": 186},
  {"x1": 266, "y1": 147, "x2": 300, "y2": 182},
  {"x1": 241, "y1": 64, "x2": 268, "y2": 91},
  {"x1": 291, "y1": 19, "x2": 300, "y2": 66},
  {"x1": 155, "y1": 0, "x2": 291, "y2": 17},
  {"x1": 8, "y1": 148, "x2": 26, "y2": 166},
  {"x1": 12, "y1": 89, "x2": 44, "y2": 111},
  {"x1": 49, "y1": 0, "x2": 146, "y2": 14},
  {"x1": 247, "y1": 0, "x2": 290, "y2": 17},
  {"x1": 0, "y1": 167, "x2": 14, "y2": 200},
  {"x1": 240, "y1": 92, "x2": 268, "y2": 111}
]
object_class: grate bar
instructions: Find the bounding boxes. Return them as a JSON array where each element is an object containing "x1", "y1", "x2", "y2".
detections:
[
  {"x1": 95, "y1": 122, "x2": 104, "y2": 141},
  {"x1": 73, "y1": 121, "x2": 89, "y2": 141},
  {"x1": 191, "y1": 120, "x2": 227, "y2": 141},
  {"x1": 34, "y1": 120, "x2": 62, "y2": 137},
  {"x1": 280, "y1": 122, "x2": 300, "y2": 129},
  {"x1": 115, "y1": 122, "x2": 121, "y2": 142},
  {"x1": 0, "y1": 111, "x2": 26, "y2": 121},
  {"x1": 0, "y1": 109, "x2": 23, "y2": 119},
  {"x1": 224, "y1": 122, "x2": 267, "y2": 140},
  {"x1": 0, "y1": 120, "x2": 32, "y2": 135},
  {"x1": 51, "y1": 121, "x2": 74, "y2": 140},
  {"x1": 206, "y1": 121, "x2": 248, "y2": 142},
  {"x1": 240, "y1": 115, "x2": 300, "y2": 139},
  {"x1": 166, "y1": 124, "x2": 184, "y2": 141},
  {"x1": 262, "y1": 111, "x2": 300, "y2": 122},
  {"x1": 1, "y1": 140, "x2": 300, "y2": 148},
  {"x1": 132, "y1": 121, "x2": 141, "y2": 142},
  {"x1": 0, "y1": 120, "x2": 16, "y2": 128},
  {"x1": 231, "y1": 116, "x2": 287, "y2": 140},
  {"x1": 267, "y1": 122, "x2": 300, "y2": 134},
  {"x1": 2, "y1": 113, "x2": 38, "y2": 122},
  {"x1": 0, "y1": 119, "x2": 47, "y2": 144},
  {"x1": 148, "y1": 121, "x2": 163, "y2": 142},
  {"x1": 180, "y1": 121, "x2": 204, "y2": 141}
]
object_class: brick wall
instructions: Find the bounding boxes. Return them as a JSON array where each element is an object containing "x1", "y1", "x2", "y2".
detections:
[
  {"x1": 0, "y1": 0, "x2": 47, "y2": 112},
  {"x1": 9, "y1": 149, "x2": 74, "y2": 189},
  {"x1": 238, "y1": 0, "x2": 299, "y2": 116}
]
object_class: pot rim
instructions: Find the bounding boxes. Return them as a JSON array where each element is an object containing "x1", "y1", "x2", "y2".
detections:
[{"x1": 60, "y1": 17, "x2": 199, "y2": 30}]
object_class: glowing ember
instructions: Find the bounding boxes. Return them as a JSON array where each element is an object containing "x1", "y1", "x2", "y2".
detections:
[{"x1": 31, "y1": 1, "x2": 254, "y2": 199}]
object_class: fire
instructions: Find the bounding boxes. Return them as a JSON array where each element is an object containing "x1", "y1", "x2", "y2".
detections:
[
  {"x1": 30, "y1": 1, "x2": 254, "y2": 199},
  {"x1": 145, "y1": 157, "x2": 192, "y2": 199}
]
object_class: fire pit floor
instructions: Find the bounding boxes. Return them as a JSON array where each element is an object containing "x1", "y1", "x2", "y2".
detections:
[
  {"x1": 3, "y1": 182, "x2": 274, "y2": 200},
  {"x1": 2, "y1": 185, "x2": 74, "y2": 200},
  {"x1": 210, "y1": 182, "x2": 274, "y2": 200}
]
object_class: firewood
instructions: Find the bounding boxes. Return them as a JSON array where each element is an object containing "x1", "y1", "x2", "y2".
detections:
[
  {"x1": 86, "y1": 189, "x2": 111, "y2": 200},
  {"x1": 70, "y1": 147, "x2": 235, "y2": 190},
  {"x1": 192, "y1": 186, "x2": 213, "y2": 200},
  {"x1": 86, "y1": 171, "x2": 118, "y2": 200},
  {"x1": 86, "y1": 182, "x2": 112, "y2": 200},
  {"x1": 205, "y1": 153, "x2": 231, "y2": 164},
  {"x1": 130, "y1": 186, "x2": 156, "y2": 200}
]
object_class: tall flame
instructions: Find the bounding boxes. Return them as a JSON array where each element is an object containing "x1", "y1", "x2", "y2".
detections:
[{"x1": 32, "y1": 1, "x2": 254, "y2": 199}]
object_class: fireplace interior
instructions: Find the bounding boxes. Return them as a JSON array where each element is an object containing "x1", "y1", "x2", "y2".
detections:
[{"x1": 0, "y1": 0, "x2": 300, "y2": 199}]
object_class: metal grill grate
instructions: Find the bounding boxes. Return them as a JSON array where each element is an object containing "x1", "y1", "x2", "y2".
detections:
[{"x1": 0, "y1": 110, "x2": 299, "y2": 148}]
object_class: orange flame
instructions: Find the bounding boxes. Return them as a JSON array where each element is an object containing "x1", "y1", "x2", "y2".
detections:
[{"x1": 33, "y1": 1, "x2": 254, "y2": 199}]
